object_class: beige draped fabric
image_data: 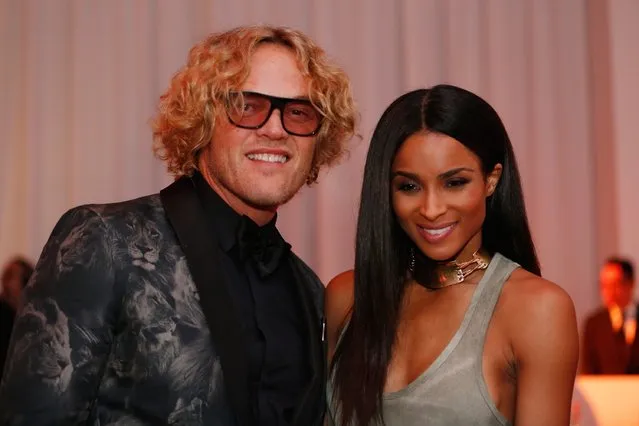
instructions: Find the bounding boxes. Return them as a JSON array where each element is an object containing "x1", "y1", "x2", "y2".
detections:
[{"x1": 1, "y1": 0, "x2": 638, "y2": 325}]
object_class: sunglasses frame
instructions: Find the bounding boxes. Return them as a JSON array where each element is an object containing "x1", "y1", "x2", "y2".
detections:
[{"x1": 226, "y1": 91, "x2": 322, "y2": 137}]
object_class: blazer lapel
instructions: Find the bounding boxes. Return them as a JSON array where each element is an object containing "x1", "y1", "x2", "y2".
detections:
[
  {"x1": 160, "y1": 176, "x2": 252, "y2": 426},
  {"x1": 288, "y1": 256, "x2": 327, "y2": 426}
]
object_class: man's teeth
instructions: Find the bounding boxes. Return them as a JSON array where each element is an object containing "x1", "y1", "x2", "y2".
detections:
[
  {"x1": 423, "y1": 225, "x2": 453, "y2": 236},
  {"x1": 247, "y1": 153, "x2": 287, "y2": 163}
]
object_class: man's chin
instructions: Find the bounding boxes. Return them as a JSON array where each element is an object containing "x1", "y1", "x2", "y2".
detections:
[
  {"x1": 243, "y1": 188, "x2": 295, "y2": 211},
  {"x1": 240, "y1": 179, "x2": 304, "y2": 208},
  {"x1": 244, "y1": 191, "x2": 295, "y2": 210}
]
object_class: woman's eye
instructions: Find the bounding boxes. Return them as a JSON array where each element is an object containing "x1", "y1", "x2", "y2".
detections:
[
  {"x1": 397, "y1": 182, "x2": 419, "y2": 192},
  {"x1": 445, "y1": 178, "x2": 469, "y2": 188}
]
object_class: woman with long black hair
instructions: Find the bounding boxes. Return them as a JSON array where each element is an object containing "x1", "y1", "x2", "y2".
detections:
[{"x1": 326, "y1": 85, "x2": 578, "y2": 426}]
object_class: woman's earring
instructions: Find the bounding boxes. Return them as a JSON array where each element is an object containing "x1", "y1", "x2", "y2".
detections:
[{"x1": 409, "y1": 247, "x2": 415, "y2": 273}]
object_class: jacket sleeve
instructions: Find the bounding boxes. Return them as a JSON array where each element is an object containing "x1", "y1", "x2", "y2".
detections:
[{"x1": 0, "y1": 206, "x2": 119, "y2": 425}]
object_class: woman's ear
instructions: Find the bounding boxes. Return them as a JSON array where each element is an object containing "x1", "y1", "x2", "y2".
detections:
[{"x1": 486, "y1": 163, "x2": 503, "y2": 197}]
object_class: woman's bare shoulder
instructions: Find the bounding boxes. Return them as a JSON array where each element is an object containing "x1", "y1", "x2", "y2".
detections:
[
  {"x1": 499, "y1": 268, "x2": 578, "y2": 360},
  {"x1": 325, "y1": 270, "x2": 355, "y2": 355},
  {"x1": 501, "y1": 268, "x2": 574, "y2": 311},
  {"x1": 327, "y1": 270, "x2": 355, "y2": 295},
  {"x1": 326, "y1": 270, "x2": 355, "y2": 323}
]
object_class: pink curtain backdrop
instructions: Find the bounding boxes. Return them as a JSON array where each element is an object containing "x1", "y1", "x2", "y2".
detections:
[{"x1": 1, "y1": 0, "x2": 638, "y2": 330}]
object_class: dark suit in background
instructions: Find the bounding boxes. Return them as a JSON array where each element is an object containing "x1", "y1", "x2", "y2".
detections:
[
  {"x1": 0, "y1": 299, "x2": 17, "y2": 377},
  {"x1": 581, "y1": 305, "x2": 639, "y2": 374},
  {"x1": 0, "y1": 256, "x2": 33, "y2": 378}
]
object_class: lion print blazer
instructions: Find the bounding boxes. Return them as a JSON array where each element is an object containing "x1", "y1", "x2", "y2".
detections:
[{"x1": 0, "y1": 177, "x2": 327, "y2": 426}]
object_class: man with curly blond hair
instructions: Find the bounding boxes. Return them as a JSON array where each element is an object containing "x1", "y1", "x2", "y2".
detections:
[{"x1": 0, "y1": 25, "x2": 356, "y2": 426}]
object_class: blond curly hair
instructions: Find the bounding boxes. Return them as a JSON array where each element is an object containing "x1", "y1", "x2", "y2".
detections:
[{"x1": 151, "y1": 25, "x2": 357, "y2": 184}]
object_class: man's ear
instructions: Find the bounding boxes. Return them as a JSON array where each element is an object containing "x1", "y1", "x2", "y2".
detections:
[{"x1": 486, "y1": 163, "x2": 503, "y2": 197}]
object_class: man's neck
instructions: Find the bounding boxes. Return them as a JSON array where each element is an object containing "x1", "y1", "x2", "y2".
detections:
[{"x1": 197, "y1": 166, "x2": 276, "y2": 226}]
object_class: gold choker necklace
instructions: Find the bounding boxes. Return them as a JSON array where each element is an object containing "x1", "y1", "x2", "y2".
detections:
[{"x1": 413, "y1": 248, "x2": 492, "y2": 290}]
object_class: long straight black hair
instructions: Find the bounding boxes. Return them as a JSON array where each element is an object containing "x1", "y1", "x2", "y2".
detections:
[{"x1": 330, "y1": 84, "x2": 540, "y2": 426}]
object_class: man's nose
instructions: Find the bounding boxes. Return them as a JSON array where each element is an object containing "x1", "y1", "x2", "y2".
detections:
[{"x1": 256, "y1": 109, "x2": 287, "y2": 139}]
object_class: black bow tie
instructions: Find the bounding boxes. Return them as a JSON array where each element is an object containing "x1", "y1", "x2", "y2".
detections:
[{"x1": 236, "y1": 216, "x2": 289, "y2": 277}]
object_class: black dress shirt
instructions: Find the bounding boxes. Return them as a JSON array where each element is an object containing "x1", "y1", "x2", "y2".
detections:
[{"x1": 192, "y1": 172, "x2": 310, "y2": 425}]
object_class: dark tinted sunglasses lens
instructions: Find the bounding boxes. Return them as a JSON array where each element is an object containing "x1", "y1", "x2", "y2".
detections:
[
  {"x1": 283, "y1": 102, "x2": 321, "y2": 135},
  {"x1": 228, "y1": 94, "x2": 271, "y2": 127}
]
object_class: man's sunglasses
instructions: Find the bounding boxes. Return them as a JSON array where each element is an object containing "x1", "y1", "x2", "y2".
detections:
[{"x1": 226, "y1": 91, "x2": 322, "y2": 137}]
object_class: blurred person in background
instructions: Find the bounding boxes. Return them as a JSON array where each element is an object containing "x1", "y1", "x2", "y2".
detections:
[
  {"x1": 0, "y1": 256, "x2": 34, "y2": 377},
  {"x1": 582, "y1": 257, "x2": 639, "y2": 374}
]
